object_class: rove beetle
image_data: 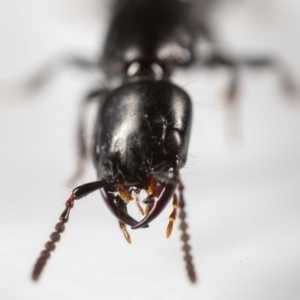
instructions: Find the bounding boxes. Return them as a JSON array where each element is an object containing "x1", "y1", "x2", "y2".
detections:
[{"x1": 32, "y1": 0, "x2": 296, "y2": 283}]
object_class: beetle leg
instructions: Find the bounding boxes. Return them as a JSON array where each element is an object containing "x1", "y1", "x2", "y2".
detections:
[
  {"x1": 201, "y1": 54, "x2": 242, "y2": 139},
  {"x1": 202, "y1": 53, "x2": 240, "y2": 102},
  {"x1": 68, "y1": 89, "x2": 110, "y2": 186},
  {"x1": 24, "y1": 54, "x2": 97, "y2": 94},
  {"x1": 203, "y1": 52, "x2": 299, "y2": 139},
  {"x1": 119, "y1": 221, "x2": 131, "y2": 244},
  {"x1": 225, "y1": 65, "x2": 239, "y2": 104},
  {"x1": 202, "y1": 53, "x2": 298, "y2": 98},
  {"x1": 166, "y1": 193, "x2": 178, "y2": 238},
  {"x1": 226, "y1": 66, "x2": 242, "y2": 139},
  {"x1": 240, "y1": 57, "x2": 298, "y2": 97}
]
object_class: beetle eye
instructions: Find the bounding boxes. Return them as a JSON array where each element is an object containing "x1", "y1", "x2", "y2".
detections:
[{"x1": 165, "y1": 129, "x2": 185, "y2": 154}]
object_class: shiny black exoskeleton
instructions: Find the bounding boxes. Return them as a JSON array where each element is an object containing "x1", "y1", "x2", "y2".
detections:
[
  {"x1": 94, "y1": 0, "x2": 195, "y2": 229},
  {"x1": 59, "y1": 0, "x2": 197, "y2": 231},
  {"x1": 95, "y1": 79, "x2": 192, "y2": 228},
  {"x1": 33, "y1": 0, "x2": 294, "y2": 283},
  {"x1": 33, "y1": 0, "x2": 198, "y2": 283}
]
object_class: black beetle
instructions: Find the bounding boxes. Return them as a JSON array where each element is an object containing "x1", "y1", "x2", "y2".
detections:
[{"x1": 32, "y1": 0, "x2": 296, "y2": 283}]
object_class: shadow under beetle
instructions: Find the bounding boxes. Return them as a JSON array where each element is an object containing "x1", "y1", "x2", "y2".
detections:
[{"x1": 32, "y1": 0, "x2": 296, "y2": 283}]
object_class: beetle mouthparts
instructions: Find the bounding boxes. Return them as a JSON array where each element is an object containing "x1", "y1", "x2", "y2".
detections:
[{"x1": 131, "y1": 180, "x2": 177, "y2": 229}]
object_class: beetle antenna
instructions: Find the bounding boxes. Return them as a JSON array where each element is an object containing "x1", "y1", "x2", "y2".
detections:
[
  {"x1": 178, "y1": 179, "x2": 197, "y2": 283},
  {"x1": 32, "y1": 194, "x2": 76, "y2": 281},
  {"x1": 32, "y1": 180, "x2": 113, "y2": 281},
  {"x1": 32, "y1": 221, "x2": 66, "y2": 281},
  {"x1": 31, "y1": 186, "x2": 78, "y2": 281}
]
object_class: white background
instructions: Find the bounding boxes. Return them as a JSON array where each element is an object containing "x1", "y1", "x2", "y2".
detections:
[{"x1": 0, "y1": 1, "x2": 300, "y2": 299}]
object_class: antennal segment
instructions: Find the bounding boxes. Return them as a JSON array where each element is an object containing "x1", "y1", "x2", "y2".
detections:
[
  {"x1": 32, "y1": 221, "x2": 65, "y2": 281},
  {"x1": 32, "y1": 180, "x2": 112, "y2": 281},
  {"x1": 178, "y1": 179, "x2": 197, "y2": 284}
]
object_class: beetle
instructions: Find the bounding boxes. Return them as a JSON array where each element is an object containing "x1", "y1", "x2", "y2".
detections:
[{"x1": 31, "y1": 0, "x2": 296, "y2": 283}]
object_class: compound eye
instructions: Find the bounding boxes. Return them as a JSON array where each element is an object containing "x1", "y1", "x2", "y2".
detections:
[{"x1": 165, "y1": 129, "x2": 185, "y2": 155}]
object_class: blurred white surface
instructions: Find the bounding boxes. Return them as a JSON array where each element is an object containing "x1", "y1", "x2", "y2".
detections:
[{"x1": 0, "y1": 1, "x2": 299, "y2": 299}]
